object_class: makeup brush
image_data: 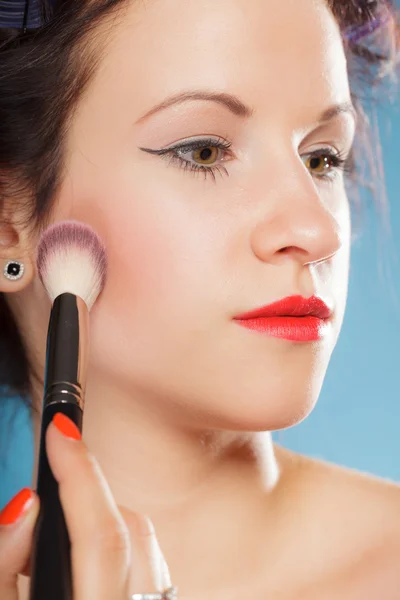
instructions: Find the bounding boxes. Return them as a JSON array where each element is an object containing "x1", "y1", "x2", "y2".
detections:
[{"x1": 29, "y1": 220, "x2": 107, "y2": 600}]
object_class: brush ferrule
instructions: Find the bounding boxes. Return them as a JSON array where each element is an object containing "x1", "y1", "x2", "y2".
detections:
[
  {"x1": 43, "y1": 293, "x2": 89, "y2": 410},
  {"x1": 44, "y1": 382, "x2": 85, "y2": 410}
]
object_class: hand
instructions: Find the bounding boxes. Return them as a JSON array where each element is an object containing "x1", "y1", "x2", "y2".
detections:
[{"x1": 0, "y1": 413, "x2": 172, "y2": 600}]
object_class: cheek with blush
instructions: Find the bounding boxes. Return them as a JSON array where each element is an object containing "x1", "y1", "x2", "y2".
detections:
[{"x1": 84, "y1": 188, "x2": 217, "y2": 373}]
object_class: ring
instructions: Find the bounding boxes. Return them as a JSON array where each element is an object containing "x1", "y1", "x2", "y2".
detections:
[{"x1": 130, "y1": 586, "x2": 178, "y2": 600}]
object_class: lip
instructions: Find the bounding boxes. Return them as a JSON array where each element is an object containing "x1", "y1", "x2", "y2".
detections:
[{"x1": 233, "y1": 295, "x2": 332, "y2": 342}]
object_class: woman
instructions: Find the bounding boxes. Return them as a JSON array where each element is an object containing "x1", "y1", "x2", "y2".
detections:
[{"x1": 0, "y1": 0, "x2": 399, "y2": 598}]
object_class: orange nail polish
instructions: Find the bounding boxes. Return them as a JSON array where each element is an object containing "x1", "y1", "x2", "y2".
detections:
[
  {"x1": 53, "y1": 413, "x2": 81, "y2": 440},
  {"x1": 0, "y1": 488, "x2": 34, "y2": 525}
]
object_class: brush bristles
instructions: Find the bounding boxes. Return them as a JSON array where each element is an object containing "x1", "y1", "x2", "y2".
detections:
[{"x1": 36, "y1": 220, "x2": 108, "y2": 311}]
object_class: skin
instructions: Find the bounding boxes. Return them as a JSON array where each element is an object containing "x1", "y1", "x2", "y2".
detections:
[{"x1": 1, "y1": 0, "x2": 400, "y2": 597}]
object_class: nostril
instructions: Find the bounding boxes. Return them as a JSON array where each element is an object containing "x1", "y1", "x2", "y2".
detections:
[{"x1": 277, "y1": 246, "x2": 307, "y2": 256}]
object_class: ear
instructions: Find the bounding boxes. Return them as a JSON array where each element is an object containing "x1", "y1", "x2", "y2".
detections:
[{"x1": 0, "y1": 216, "x2": 36, "y2": 293}]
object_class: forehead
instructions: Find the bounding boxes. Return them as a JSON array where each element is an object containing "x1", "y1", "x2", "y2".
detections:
[{"x1": 78, "y1": 0, "x2": 350, "y2": 130}]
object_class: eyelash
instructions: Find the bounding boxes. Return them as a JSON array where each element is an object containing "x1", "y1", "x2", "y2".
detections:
[
  {"x1": 140, "y1": 136, "x2": 232, "y2": 182},
  {"x1": 140, "y1": 137, "x2": 350, "y2": 183}
]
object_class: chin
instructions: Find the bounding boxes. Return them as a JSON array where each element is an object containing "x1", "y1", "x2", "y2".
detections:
[
  {"x1": 174, "y1": 364, "x2": 328, "y2": 434},
  {"x1": 208, "y1": 389, "x2": 320, "y2": 433}
]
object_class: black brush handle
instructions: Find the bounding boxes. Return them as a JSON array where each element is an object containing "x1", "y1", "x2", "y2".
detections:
[
  {"x1": 29, "y1": 399, "x2": 82, "y2": 600},
  {"x1": 29, "y1": 293, "x2": 88, "y2": 600}
]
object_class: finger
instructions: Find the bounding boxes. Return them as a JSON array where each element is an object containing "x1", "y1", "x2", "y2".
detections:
[
  {"x1": 120, "y1": 510, "x2": 172, "y2": 596},
  {"x1": 0, "y1": 488, "x2": 40, "y2": 600},
  {"x1": 46, "y1": 414, "x2": 131, "y2": 600}
]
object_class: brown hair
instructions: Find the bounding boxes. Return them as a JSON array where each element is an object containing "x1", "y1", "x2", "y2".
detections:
[{"x1": 0, "y1": 0, "x2": 399, "y2": 410}]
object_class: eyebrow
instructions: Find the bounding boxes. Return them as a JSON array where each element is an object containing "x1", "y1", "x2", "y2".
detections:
[
  {"x1": 135, "y1": 90, "x2": 356, "y2": 126},
  {"x1": 318, "y1": 101, "x2": 357, "y2": 125},
  {"x1": 135, "y1": 90, "x2": 253, "y2": 123}
]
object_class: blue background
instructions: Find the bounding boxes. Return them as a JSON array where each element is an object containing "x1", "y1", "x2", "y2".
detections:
[{"x1": 1, "y1": 93, "x2": 399, "y2": 511}]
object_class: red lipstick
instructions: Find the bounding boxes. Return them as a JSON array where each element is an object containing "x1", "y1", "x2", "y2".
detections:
[{"x1": 233, "y1": 295, "x2": 332, "y2": 342}]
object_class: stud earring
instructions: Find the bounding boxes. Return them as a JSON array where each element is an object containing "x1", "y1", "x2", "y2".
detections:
[{"x1": 3, "y1": 260, "x2": 25, "y2": 281}]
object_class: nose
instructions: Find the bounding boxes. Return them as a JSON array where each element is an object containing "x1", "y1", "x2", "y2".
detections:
[{"x1": 250, "y1": 158, "x2": 344, "y2": 267}]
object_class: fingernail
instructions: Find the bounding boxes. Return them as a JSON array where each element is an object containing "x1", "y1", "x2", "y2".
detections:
[
  {"x1": 53, "y1": 413, "x2": 81, "y2": 440},
  {"x1": 0, "y1": 488, "x2": 34, "y2": 526},
  {"x1": 141, "y1": 515, "x2": 155, "y2": 536}
]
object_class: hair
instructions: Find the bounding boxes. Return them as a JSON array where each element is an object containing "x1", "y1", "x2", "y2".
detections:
[{"x1": 0, "y1": 0, "x2": 399, "y2": 416}]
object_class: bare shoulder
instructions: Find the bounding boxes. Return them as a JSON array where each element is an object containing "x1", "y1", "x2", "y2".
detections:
[
  {"x1": 276, "y1": 444, "x2": 400, "y2": 527},
  {"x1": 299, "y1": 447, "x2": 400, "y2": 538},
  {"x1": 304, "y1": 452, "x2": 400, "y2": 520},
  {"x1": 305, "y1": 541, "x2": 400, "y2": 600},
  {"x1": 275, "y1": 446, "x2": 400, "y2": 597}
]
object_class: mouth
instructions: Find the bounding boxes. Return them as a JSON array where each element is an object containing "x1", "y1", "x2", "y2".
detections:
[{"x1": 232, "y1": 295, "x2": 332, "y2": 342}]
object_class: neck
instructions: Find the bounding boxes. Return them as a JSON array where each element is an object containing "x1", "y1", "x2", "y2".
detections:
[{"x1": 30, "y1": 372, "x2": 287, "y2": 598}]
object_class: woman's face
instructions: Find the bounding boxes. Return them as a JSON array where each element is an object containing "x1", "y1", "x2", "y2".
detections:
[{"x1": 45, "y1": 0, "x2": 356, "y2": 431}]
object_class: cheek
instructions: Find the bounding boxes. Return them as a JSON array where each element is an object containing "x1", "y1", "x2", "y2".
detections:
[{"x1": 66, "y1": 175, "x2": 224, "y2": 337}]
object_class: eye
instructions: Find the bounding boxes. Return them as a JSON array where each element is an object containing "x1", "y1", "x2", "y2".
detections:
[
  {"x1": 302, "y1": 148, "x2": 349, "y2": 181},
  {"x1": 139, "y1": 136, "x2": 234, "y2": 182},
  {"x1": 140, "y1": 140, "x2": 351, "y2": 183},
  {"x1": 188, "y1": 145, "x2": 219, "y2": 165}
]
